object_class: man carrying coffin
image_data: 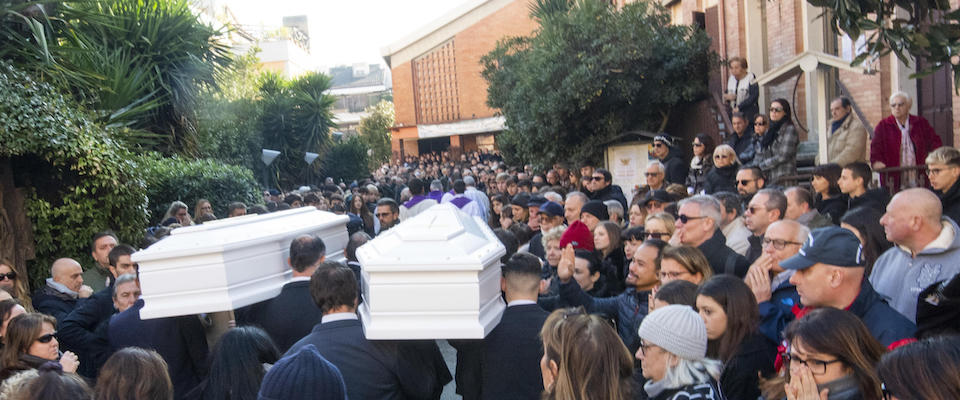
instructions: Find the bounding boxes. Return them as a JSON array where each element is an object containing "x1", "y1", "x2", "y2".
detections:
[
  {"x1": 288, "y1": 262, "x2": 452, "y2": 400},
  {"x1": 236, "y1": 234, "x2": 327, "y2": 353}
]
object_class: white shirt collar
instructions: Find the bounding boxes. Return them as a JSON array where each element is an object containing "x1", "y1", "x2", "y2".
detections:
[
  {"x1": 507, "y1": 299, "x2": 537, "y2": 307},
  {"x1": 289, "y1": 276, "x2": 312, "y2": 283},
  {"x1": 321, "y1": 312, "x2": 358, "y2": 324}
]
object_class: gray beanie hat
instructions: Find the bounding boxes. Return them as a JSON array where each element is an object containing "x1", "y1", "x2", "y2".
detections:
[{"x1": 637, "y1": 304, "x2": 707, "y2": 360}]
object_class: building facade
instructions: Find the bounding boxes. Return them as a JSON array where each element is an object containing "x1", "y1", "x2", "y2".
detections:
[{"x1": 381, "y1": 0, "x2": 538, "y2": 159}]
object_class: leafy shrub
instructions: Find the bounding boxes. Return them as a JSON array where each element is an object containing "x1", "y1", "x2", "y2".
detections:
[
  {"x1": 0, "y1": 62, "x2": 149, "y2": 288},
  {"x1": 321, "y1": 137, "x2": 371, "y2": 183},
  {"x1": 139, "y1": 155, "x2": 262, "y2": 224}
]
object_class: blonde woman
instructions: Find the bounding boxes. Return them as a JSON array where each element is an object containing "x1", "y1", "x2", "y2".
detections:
[
  {"x1": 643, "y1": 213, "x2": 676, "y2": 243},
  {"x1": 704, "y1": 144, "x2": 741, "y2": 194}
]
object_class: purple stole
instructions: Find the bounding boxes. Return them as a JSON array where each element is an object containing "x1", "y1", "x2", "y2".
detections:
[
  {"x1": 403, "y1": 195, "x2": 429, "y2": 209},
  {"x1": 450, "y1": 196, "x2": 472, "y2": 209}
]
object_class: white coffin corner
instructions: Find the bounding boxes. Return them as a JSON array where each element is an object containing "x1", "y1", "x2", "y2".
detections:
[
  {"x1": 357, "y1": 203, "x2": 507, "y2": 339},
  {"x1": 132, "y1": 207, "x2": 349, "y2": 319}
]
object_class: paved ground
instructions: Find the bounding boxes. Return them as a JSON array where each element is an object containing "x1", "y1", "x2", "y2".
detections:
[{"x1": 439, "y1": 340, "x2": 460, "y2": 399}]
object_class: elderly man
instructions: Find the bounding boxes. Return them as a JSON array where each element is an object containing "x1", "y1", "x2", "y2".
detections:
[
  {"x1": 715, "y1": 191, "x2": 751, "y2": 255},
  {"x1": 463, "y1": 175, "x2": 491, "y2": 219},
  {"x1": 673, "y1": 195, "x2": 750, "y2": 277},
  {"x1": 871, "y1": 91, "x2": 942, "y2": 191},
  {"x1": 782, "y1": 227, "x2": 916, "y2": 348},
  {"x1": 633, "y1": 161, "x2": 667, "y2": 203},
  {"x1": 871, "y1": 188, "x2": 960, "y2": 322},
  {"x1": 33, "y1": 258, "x2": 94, "y2": 323},
  {"x1": 528, "y1": 201, "x2": 565, "y2": 260},
  {"x1": 723, "y1": 56, "x2": 759, "y2": 119},
  {"x1": 735, "y1": 166, "x2": 765, "y2": 208},
  {"x1": 652, "y1": 135, "x2": 688, "y2": 185},
  {"x1": 563, "y1": 191, "x2": 589, "y2": 226},
  {"x1": 743, "y1": 220, "x2": 808, "y2": 343},
  {"x1": 821, "y1": 97, "x2": 868, "y2": 166},
  {"x1": 925, "y1": 146, "x2": 960, "y2": 224},
  {"x1": 743, "y1": 188, "x2": 786, "y2": 263},
  {"x1": 784, "y1": 187, "x2": 833, "y2": 229}
]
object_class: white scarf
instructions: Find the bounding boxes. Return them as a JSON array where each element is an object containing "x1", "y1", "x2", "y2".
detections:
[{"x1": 726, "y1": 72, "x2": 756, "y2": 106}]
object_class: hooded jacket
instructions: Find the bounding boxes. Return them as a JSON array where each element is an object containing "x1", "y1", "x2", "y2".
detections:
[
  {"x1": 589, "y1": 183, "x2": 628, "y2": 210},
  {"x1": 870, "y1": 217, "x2": 960, "y2": 322},
  {"x1": 660, "y1": 150, "x2": 689, "y2": 186}
]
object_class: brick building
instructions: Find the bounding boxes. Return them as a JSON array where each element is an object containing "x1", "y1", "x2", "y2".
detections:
[
  {"x1": 381, "y1": 0, "x2": 538, "y2": 159},
  {"x1": 659, "y1": 0, "x2": 957, "y2": 150}
]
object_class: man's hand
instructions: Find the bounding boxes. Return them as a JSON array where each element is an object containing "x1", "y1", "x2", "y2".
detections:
[
  {"x1": 78, "y1": 285, "x2": 94, "y2": 299},
  {"x1": 745, "y1": 254, "x2": 773, "y2": 304},
  {"x1": 557, "y1": 244, "x2": 575, "y2": 283},
  {"x1": 872, "y1": 161, "x2": 887, "y2": 170},
  {"x1": 723, "y1": 93, "x2": 736, "y2": 102}
]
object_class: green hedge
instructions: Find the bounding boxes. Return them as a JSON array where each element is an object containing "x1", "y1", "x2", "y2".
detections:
[
  {"x1": 0, "y1": 62, "x2": 149, "y2": 289},
  {"x1": 139, "y1": 155, "x2": 262, "y2": 224}
]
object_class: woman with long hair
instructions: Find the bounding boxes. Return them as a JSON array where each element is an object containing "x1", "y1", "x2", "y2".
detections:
[
  {"x1": 767, "y1": 308, "x2": 886, "y2": 400},
  {"x1": 754, "y1": 99, "x2": 799, "y2": 185},
  {"x1": 161, "y1": 201, "x2": 193, "y2": 226},
  {"x1": 877, "y1": 335, "x2": 960, "y2": 400},
  {"x1": 840, "y1": 207, "x2": 893, "y2": 277},
  {"x1": 687, "y1": 133, "x2": 716, "y2": 195},
  {"x1": 696, "y1": 275, "x2": 777, "y2": 400},
  {"x1": 658, "y1": 245, "x2": 711, "y2": 285},
  {"x1": 594, "y1": 221, "x2": 627, "y2": 295},
  {"x1": 488, "y1": 194, "x2": 508, "y2": 228},
  {"x1": 194, "y1": 199, "x2": 213, "y2": 221},
  {"x1": 637, "y1": 304, "x2": 724, "y2": 399},
  {"x1": 97, "y1": 347, "x2": 173, "y2": 400},
  {"x1": 185, "y1": 326, "x2": 279, "y2": 400},
  {"x1": 540, "y1": 308, "x2": 634, "y2": 400},
  {"x1": 703, "y1": 144, "x2": 741, "y2": 195},
  {"x1": 811, "y1": 163, "x2": 847, "y2": 224},
  {"x1": 643, "y1": 213, "x2": 676, "y2": 243},
  {"x1": 348, "y1": 194, "x2": 375, "y2": 237},
  {"x1": 0, "y1": 260, "x2": 32, "y2": 311},
  {"x1": 0, "y1": 313, "x2": 79, "y2": 380}
]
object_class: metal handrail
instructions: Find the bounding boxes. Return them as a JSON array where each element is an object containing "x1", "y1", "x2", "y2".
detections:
[
  {"x1": 775, "y1": 165, "x2": 929, "y2": 193},
  {"x1": 712, "y1": 92, "x2": 735, "y2": 141},
  {"x1": 836, "y1": 79, "x2": 875, "y2": 138}
]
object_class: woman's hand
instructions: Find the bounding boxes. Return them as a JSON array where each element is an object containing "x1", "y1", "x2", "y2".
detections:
[
  {"x1": 785, "y1": 365, "x2": 829, "y2": 400},
  {"x1": 557, "y1": 244, "x2": 575, "y2": 283},
  {"x1": 59, "y1": 351, "x2": 79, "y2": 374}
]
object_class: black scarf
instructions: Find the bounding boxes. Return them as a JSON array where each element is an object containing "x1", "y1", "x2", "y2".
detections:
[{"x1": 761, "y1": 118, "x2": 786, "y2": 149}]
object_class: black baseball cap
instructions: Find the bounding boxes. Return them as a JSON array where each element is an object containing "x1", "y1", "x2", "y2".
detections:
[{"x1": 780, "y1": 227, "x2": 864, "y2": 270}]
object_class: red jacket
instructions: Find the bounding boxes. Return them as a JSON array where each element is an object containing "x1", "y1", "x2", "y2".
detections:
[{"x1": 870, "y1": 114, "x2": 941, "y2": 191}]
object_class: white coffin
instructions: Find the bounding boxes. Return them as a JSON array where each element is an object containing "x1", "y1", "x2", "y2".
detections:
[
  {"x1": 357, "y1": 203, "x2": 506, "y2": 339},
  {"x1": 132, "y1": 207, "x2": 349, "y2": 319}
]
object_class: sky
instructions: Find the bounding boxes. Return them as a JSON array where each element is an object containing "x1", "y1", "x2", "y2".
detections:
[{"x1": 222, "y1": 0, "x2": 473, "y2": 69}]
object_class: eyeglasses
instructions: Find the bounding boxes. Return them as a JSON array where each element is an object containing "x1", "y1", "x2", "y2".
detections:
[
  {"x1": 927, "y1": 166, "x2": 957, "y2": 176},
  {"x1": 754, "y1": 121, "x2": 766, "y2": 126},
  {"x1": 737, "y1": 179, "x2": 754, "y2": 186},
  {"x1": 641, "y1": 232, "x2": 668, "y2": 240},
  {"x1": 762, "y1": 237, "x2": 802, "y2": 250},
  {"x1": 677, "y1": 214, "x2": 707, "y2": 224},
  {"x1": 783, "y1": 352, "x2": 842, "y2": 375},
  {"x1": 638, "y1": 340, "x2": 660, "y2": 356},
  {"x1": 770, "y1": 107, "x2": 784, "y2": 112},
  {"x1": 643, "y1": 202, "x2": 663, "y2": 210},
  {"x1": 746, "y1": 205, "x2": 767, "y2": 214},
  {"x1": 0, "y1": 272, "x2": 16, "y2": 281},
  {"x1": 375, "y1": 212, "x2": 394, "y2": 218},
  {"x1": 36, "y1": 332, "x2": 57, "y2": 344},
  {"x1": 659, "y1": 270, "x2": 688, "y2": 280}
]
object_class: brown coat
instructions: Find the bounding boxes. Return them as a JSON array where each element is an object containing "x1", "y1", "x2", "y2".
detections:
[{"x1": 824, "y1": 114, "x2": 868, "y2": 166}]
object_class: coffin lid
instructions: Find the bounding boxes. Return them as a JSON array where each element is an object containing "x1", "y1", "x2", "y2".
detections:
[
  {"x1": 357, "y1": 203, "x2": 505, "y2": 270},
  {"x1": 132, "y1": 207, "x2": 349, "y2": 262}
]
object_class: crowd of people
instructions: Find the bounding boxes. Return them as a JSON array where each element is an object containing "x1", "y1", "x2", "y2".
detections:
[{"x1": 0, "y1": 86, "x2": 959, "y2": 400}]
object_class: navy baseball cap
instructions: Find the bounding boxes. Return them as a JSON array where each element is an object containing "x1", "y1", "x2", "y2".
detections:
[
  {"x1": 780, "y1": 227, "x2": 864, "y2": 270},
  {"x1": 527, "y1": 195, "x2": 547, "y2": 208},
  {"x1": 538, "y1": 201, "x2": 563, "y2": 217}
]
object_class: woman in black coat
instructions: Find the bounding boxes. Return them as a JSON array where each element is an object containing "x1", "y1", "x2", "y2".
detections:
[
  {"x1": 703, "y1": 144, "x2": 740, "y2": 195},
  {"x1": 811, "y1": 163, "x2": 847, "y2": 225}
]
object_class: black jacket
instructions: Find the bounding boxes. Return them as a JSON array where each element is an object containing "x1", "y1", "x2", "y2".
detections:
[
  {"x1": 698, "y1": 229, "x2": 750, "y2": 278},
  {"x1": 848, "y1": 188, "x2": 890, "y2": 212},
  {"x1": 728, "y1": 130, "x2": 756, "y2": 165},
  {"x1": 603, "y1": 248, "x2": 628, "y2": 295},
  {"x1": 32, "y1": 284, "x2": 81, "y2": 324},
  {"x1": 936, "y1": 178, "x2": 960, "y2": 225},
  {"x1": 288, "y1": 319, "x2": 452, "y2": 400},
  {"x1": 660, "y1": 151, "x2": 689, "y2": 186},
  {"x1": 481, "y1": 304, "x2": 549, "y2": 400},
  {"x1": 108, "y1": 299, "x2": 209, "y2": 400},
  {"x1": 745, "y1": 234, "x2": 763, "y2": 265},
  {"x1": 590, "y1": 184, "x2": 629, "y2": 210},
  {"x1": 58, "y1": 284, "x2": 115, "y2": 379},
  {"x1": 815, "y1": 194, "x2": 847, "y2": 225},
  {"x1": 718, "y1": 332, "x2": 777, "y2": 400},
  {"x1": 559, "y1": 281, "x2": 650, "y2": 353},
  {"x1": 703, "y1": 164, "x2": 738, "y2": 195},
  {"x1": 235, "y1": 280, "x2": 323, "y2": 353},
  {"x1": 528, "y1": 231, "x2": 545, "y2": 260},
  {"x1": 916, "y1": 273, "x2": 960, "y2": 339}
]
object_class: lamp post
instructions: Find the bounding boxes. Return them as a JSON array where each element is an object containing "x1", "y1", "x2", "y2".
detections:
[
  {"x1": 261, "y1": 149, "x2": 280, "y2": 189},
  {"x1": 304, "y1": 152, "x2": 319, "y2": 186}
]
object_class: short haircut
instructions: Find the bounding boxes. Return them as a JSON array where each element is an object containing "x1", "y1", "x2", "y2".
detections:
[
  {"x1": 310, "y1": 262, "x2": 357, "y2": 313},
  {"x1": 430, "y1": 179, "x2": 443, "y2": 191},
  {"x1": 283, "y1": 194, "x2": 302, "y2": 206},
  {"x1": 493, "y1": 228, "x2": 519, "y2": 264},
  {"x1": 541, "y1": 226, "x2": 566, "y2": 248},
  {"x1": 889, "y1": 91, "x2": 911, "y2": 105},
  {"x1": 786, "y1": 186, "x2": 814, "y2": 208},
  {"x1": 738, "y1": 166, "x2": 764, "y2": 181},
  {"x1": 303, "y1": 193, "x2": 320, "y2": 204},
  {"x1": 623, "y1": 226, "x2": 645, "y2": 241},
  {"x1": 595, "y1": 168, "x2": 612, "y2": 182},
  {"x1": 565, "y1": 191, "x2": 589, "y2": 204},
  {"x1": 407, "y1": 178, "x2": 425, "y2": 195},
  {"x1": 113, "y1": 274, "x2": 139, "y2": 298},
  {"x1": 508, "y1": 223, "x2": 533, "y2": 246},
  {"x1": 844, "y1": 161, "x2": 872, "y2": 188},
  {"x1": 376, "y1": 198, "x2": 399, "y2": 214},
  {"x1": 677, "y1": 195, "x2": 722, "y2": 229},
  {"x1": 574, "y1": 249, "x2": 603, "y2": 275},
  {"x1": 713, "y1": 191, "x2": 742, "y2": 217},
  {"x1": 108, "y1": 244, "x2": 136, "y2": 268},
  {"x1": 728, "y1": 56, "x2": 747, "y2": 69},
  {"x1": 289, "y1": 235, "x2": 326, "y2": 273},
  {"x1": 647, "y1": 161, "x2": 665, "y2": 173},
  {"x1": 463, "y1": 175, "x2": 476, "y2": 186},
  {"x1": 345, "y1": 232, "x2": 370, "y2": 262},
  {"x1": 453, "y1": 180, "x2": 467, "y2": 194},
  {"x1": 502, "y1": 253, "x2": 542, "y2": 279},
  {"x1": 603, "y1": 200, "x2": 623, "y2": 218},
  {"x1": 834, "y1": 96, "x2": 851, "y2": 108},
  {"x1": 227, "y1": 202, "x2": 246, "y2": 214},
  {"x1": 91, "y1": 231, "x2": 118, "y2": 252},
  {"x1": 731, "y1": 112, "x2": 746, "y2": 122},
  {"x1": 654, "y1": 280, "x2": 699, "y2": 307},
  {"x1": 925, "y1": 146, "x2": 960, "y2": 166},
  {"x1": 757, "y1": 188, "x2": 787, "y2": 219}
]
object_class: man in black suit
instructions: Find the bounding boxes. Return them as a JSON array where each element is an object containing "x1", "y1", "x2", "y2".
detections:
[
  {"x1": 288, "y1": 262, "x2": 452, "y2": 400},
  {"x1": 481, "y1": 253, "x2": 550, "y2": 400},
  {"x1": 236, "y1": 234, "x2": 326, "y2": 352}
]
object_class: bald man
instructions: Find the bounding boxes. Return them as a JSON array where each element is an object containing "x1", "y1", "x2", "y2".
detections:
[
  {"x1": 32, "y1": 258, "x2": 93, "y2": 323},
  {"x1": 871, "y1": 188, "x2": 960, "y2": 322}
]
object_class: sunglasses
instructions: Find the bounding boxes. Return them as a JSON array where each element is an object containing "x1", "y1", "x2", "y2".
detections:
[
  {"x1": 653, "y1": 143, "x2": 664, "y2": 148},
  {"x1": 677, "y1": 214, "x2": 707, "y2": 224},
  {"x1": 737, "y1": 179, "x2": 754, "y2": 186},
  {"x1": 714, "y1": 154, "x2": 730, "y2": 159},
  {"x1": 641, "y1": 232, "x2": 668, "y2": 240},
  {"x1": 693, "y1": 142, "x2": 703, "y2": 147},
  {"x1": 36, "y1": 332, "x2": 57, "y2": 344},
  {"x1": 754, "y1": 121, "x2": 766, "y2": 126},
  {"x1": 591, "y1": 176, "x2": 605, "y2": 181},
  {"x1": 581, "y1": 176, "x2": 595, "y2": 181},
  {"x1": 0, "y1": 272, "x2": 16, "y2": 281},
  {"x1": 770, "y1": 107, "x2": 784, "y2": 112}
]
